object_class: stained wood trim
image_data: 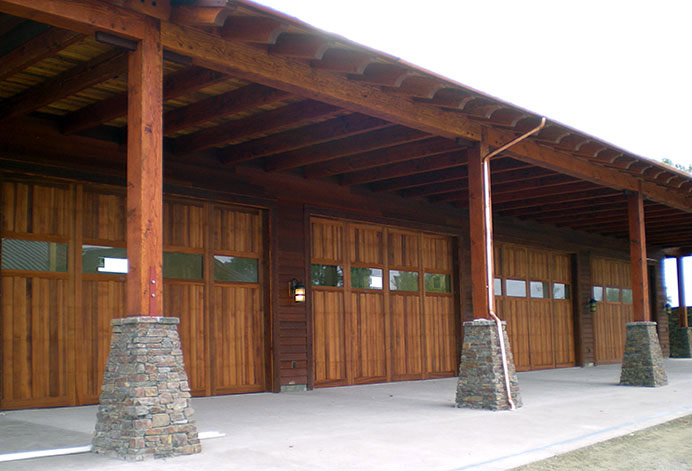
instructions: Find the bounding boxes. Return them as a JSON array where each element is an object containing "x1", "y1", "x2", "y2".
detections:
[
  {"x1": 302, "y1": 204, "x2": 314, "y2": 390},
  {"x1": 0, "y1": 0, "x2": 149, "y2": 39},
  {"x1": 628, "y1": 191, "x2": 650, "y2": 322},
  {"x1": 126, "y1": 16, "x2": 163, "y2": 317},
  {"x1": 467, "y1": 141, "x2": 493, "y2": 319}
]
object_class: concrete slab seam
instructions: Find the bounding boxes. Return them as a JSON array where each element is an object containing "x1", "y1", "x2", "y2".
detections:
[{"x1": 449, "y1": 403, "x2": 692, "y2": 471}]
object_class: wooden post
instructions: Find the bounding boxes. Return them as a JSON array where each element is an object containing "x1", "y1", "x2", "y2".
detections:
[
  {"x1": 628, "y1": 191, "x2": 650, "y2": 322},
  {"x1": 467, "y1": 133, "x2": 493, "y2": 319},
  {"x1": 126, "y1": 16, "x2": 163, "y2": 317},
  {"x1": 677, "y1": 256, "x2": 688, "y2": 327}
]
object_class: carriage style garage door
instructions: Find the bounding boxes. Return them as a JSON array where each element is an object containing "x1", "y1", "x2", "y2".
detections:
[
  {"x1": 310, "y1": 217, "x2": 458, "y2": 387},
  {"x1": 493, "y1": 243, "x2": 576, "y2": 371},
  {"x1": 591, "y1": 256, "x2": 633, "y2": 364},
  {"x1": 1, "y1": 178, "x2": 268, "y2": 409}
]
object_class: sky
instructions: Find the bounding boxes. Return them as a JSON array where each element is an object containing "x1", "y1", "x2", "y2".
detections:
[
  {"x1": 254, "y1": 0, "x2": 692, "y2": 302},
  {"x1": 253, "y1": 0, "x2": 692, "y2": 168}
]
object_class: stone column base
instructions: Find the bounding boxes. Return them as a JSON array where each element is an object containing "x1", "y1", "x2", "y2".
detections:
[
  {"x1": 669, "y1": 326, "x2": 692, "y2": 358},
  {"x1": 92, "y1": 317, "x2": 201, "y2": 460},
  {"x1": 455, "y1": 319, "x2": 522, "y2": 410},
  {"x1": 619, "y1": 321, "x2": 668, "y2": 387}
]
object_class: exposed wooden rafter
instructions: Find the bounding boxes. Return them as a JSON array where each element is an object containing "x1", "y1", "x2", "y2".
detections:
[
  {"x1": 0, "y1": 27, "x2": 84, "y2": 82},
  {"x1": 304, "y1": 137, "x2": 459, "y2": 179},
  {"x1": 62, "y1": 66, "x2": 227, "y2": 135},
  {"x1": 264, "y1": 126, "x2": 429, "y2": 172},
  {"x1": 0, "y1": 48, "x2": 127, "y2": 123},
  {"x1": 173, "y1": 100, "x2": 341, "y2": 154},
  {"x1": 218, "y1": 113, "x2": 390, "y2": 165}
]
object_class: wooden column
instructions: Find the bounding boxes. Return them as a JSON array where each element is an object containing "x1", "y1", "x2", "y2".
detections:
[
  {"x1": 467, "y1": 133, "x2": 493, "y2": 319},
  {"x1": 677, "y1": 256, "x2": 688, "y2": 327},
  {"x1": 628, "y1": 191, "x2": 650, "y2": 322},
  {"x1": 126, "y1": 16, "x2": 163, "y2": 317}
]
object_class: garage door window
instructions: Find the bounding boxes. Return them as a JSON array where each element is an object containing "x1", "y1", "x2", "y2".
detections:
[
  {"x1": 351, "y1": 267, "x2": 383, "y2": 290},
  {"x1": 311, "y1": 264, "x2": 344, "y2": 287}
]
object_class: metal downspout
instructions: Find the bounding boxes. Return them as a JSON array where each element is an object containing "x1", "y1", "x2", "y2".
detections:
[{"x1": 481, "y1": 117, "x2": 546, "y2": 410}]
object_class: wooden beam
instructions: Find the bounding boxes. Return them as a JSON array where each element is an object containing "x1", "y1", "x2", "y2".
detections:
[
  {"x1": 264, "y1": 126, "x2": 429, "y2": 172},
  {"x1": 467, "y1": 140, "x2": 493, "y2": 319},
  {"x1": 170, "y1": 6, "x2": 233, "y2": 27},
  {"x1": 433, "y1": 181, "x2": 599, "y2": 205},
  {"x1": 304, "y1": 137, "x2": 459, "y2": 179},
  {"x1": 0, "y1": 0, "x2": 148, "y2": 39},
  {"x1": 270, "y1": 33, "x2": 333, "y2": 60},
  {"x1": 366, "y1": 157, "x2": 528, "y2": 192},
  {"x1": 341, "y1": 150, "x2": 468, "y2": 186},
  {"x1": 491, "y1": 187, "x2": 619, "y2": 211},
  {"x1": 498, "y1": 195, "x2": 624, "y2": 218},
  {"x1": 218, "y1": 113, "x2": 389, "y2": 165},
  {"x1": 0, "y1": 27, "x2": 83, "y2": 82},
  {"x1": 312, "y1": 48, "x2": 374, "y2": 74},
  {"x1": 164, "y1": 83, "x2": 289, "y2": 134},
  {"x1": 0, "y1": 48, "x2": 127, "y2": 122},
  {"x1": 401, "y1": 168, "x2": 557, "y2": 199},
  {"x1": 628, "y1": 191, "x2": 650, "y2": 322},
  {"x1": 160, "y1": 21, "x2": 483, "y2": 142},
  {"x1": 62, "y1": 66, "x2": 226, "y2": 135},
  {"x1": 485, "y1": 128, "x2": 692, "y2": 213},
  {"x1": 221, "y1": 16, "x2": 287, "y2": 44},
  {"x1": 173, "y1": 100, "x2": 341, "y2": 154},
  {"x1": 0, "y1": 13, "x2": 24, "y2": 36},
  {"x1": 126, "y1": 16, "x2": 163, "y2": 316}
]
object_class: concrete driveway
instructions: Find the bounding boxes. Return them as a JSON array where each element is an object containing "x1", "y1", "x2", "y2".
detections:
[{"x1": 2, "y1": 359, "x2": 692, "y2": 470}]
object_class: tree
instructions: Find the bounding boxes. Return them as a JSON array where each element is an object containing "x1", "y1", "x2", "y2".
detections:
[{"x1": 662, "y1": 158, "x2": 692, "y2": 175}]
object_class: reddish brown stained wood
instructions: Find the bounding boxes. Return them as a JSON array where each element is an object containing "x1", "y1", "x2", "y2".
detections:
[
  {"x1": 173, "y1": 100, "x2": 340, "y2": 155},
  {"x1": 350, "y1": 63, "x2": 416, "y2": 87},
  {"x1": 170, "y1": 6, "x2": 233, "y2": 27},
  {"x1": 677, "y1": 256, "x2": 688, "y2": 327},
  {"x1": 0, "y1": 0, "x2": 148, "y2": 39},
  {"x1": 218, "y1": 114, "x2": 390, "y2": 165},
  {"x1": 0, "y1": 27, "x2": 84, "y2": 82},
  {"x1": 304, "y1": 137, "x2": 459, "y2": 179},
  {"x1": 415, "y1": 88, "x2": 475, "y2": 109},
  {"x1": 341, "y1": 149, "x2": 468, "y2": 186},
  {"x1": 467, "y1": 141, "x2": 493, "y2": 319},
  {"x1": 383, "y1": 76, "x2": 445, "y2": 99},
  {"x1": 0, "y1": 13, "x2": 24, "y2": 36},
  {"x1": 221, "y1": 16, "x2": 287, "y2": 44},
  {"x1": 126, "y1": 16, "x2": 163, "y2": 317},
  {"x1": 628, "y1": 191, "x2": 649, "y2": 322},
  {"x1": 62, "y1": 66, "x2": 227, "y2": 135},
  {"x1": 264, "y1": 126, "x2": 429, "y2": 172},
  {"x1": 369, "y1": 166, "x2": 469, "y2": 193},
  {"x1": 164, "y1": 83, "x2": 289, "y2": 134},
  {"x1": 311, "y1": 48, "x2": 374, "y2": 74},
  {"x1": 270, "y1": 33, "x2": 333, "y2": 60},
  {"x1": 0, "y1": 49, "x2": 127, "y2": 123}
]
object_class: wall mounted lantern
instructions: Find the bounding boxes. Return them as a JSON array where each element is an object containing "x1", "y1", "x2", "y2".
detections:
[
  {"x1": 289, "y1": 278, "x2": 306, "y2": 303},
  {"x1": 588, "y1": 298, "x2": 597, "y2": 313}
]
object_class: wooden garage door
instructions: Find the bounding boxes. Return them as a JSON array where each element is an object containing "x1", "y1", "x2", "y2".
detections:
[
  {"x1": 592, "y1": 257, "x2": 633, "y2": 364},
  {"x1": 311, "y1": 218, "x2": 457, "y2": 387},
  {"x1": 1, "y1": 180, "x2": 74, "y2": 409},
  {"x1": 494, "y1": 243, "x2": 575, "y2": 371},
  {"x1": 1, "y1": 177, "x2": 268, "y2": 409}
]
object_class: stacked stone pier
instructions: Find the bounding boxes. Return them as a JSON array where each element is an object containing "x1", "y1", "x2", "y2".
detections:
[{"x1": 92, "y1": 316, "x2": 201, "y2": 460}]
